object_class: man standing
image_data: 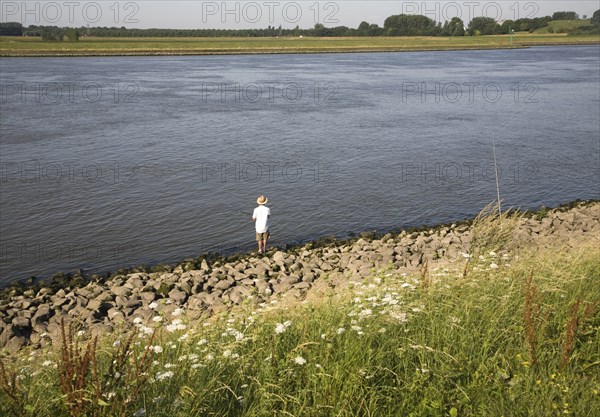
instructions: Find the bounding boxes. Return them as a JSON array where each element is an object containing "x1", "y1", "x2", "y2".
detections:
[{"x1": 252, "y1": 195, "x2": 271, "y2": 254}]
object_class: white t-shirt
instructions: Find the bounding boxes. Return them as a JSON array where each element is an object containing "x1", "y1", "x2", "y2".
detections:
[{"x1": 252, "y1": 205, "x2": 271, "y2": 233}]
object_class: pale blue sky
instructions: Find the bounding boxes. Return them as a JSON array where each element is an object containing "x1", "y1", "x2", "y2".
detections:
[{"x1": 2, "y1": 1, "x2": 599, "y2": 29}]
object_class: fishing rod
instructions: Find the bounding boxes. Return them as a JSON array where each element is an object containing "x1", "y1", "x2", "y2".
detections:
[{"x1": 493, "y1": 139, "x2": 502, "y2": 215}]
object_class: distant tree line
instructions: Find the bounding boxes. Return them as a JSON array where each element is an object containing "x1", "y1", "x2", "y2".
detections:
[{"x1": 1, "y1": 9, "x2": 598, "y2": 39}]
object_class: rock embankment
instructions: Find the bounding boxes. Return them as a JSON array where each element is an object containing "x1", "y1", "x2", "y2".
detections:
[{"x1": 1, "y1": 202, "x2": 598, "y2": 352}]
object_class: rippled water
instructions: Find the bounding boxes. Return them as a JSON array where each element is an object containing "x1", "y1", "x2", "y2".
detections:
[{"x1": 1, "y1": 46, "x2": 599, "y2": 285}]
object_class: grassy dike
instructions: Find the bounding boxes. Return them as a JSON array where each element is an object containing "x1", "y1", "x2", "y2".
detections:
[
  {"x1": 1, "y1": 202, "x2": 599, "y2": 416},
  {"x1": 1, "y1": 33, "x2": 599, "y2": 56}
]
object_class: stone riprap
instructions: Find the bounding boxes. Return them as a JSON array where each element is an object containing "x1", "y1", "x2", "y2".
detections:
[{"x1": 1, "y1": 202, "x2": 598, "y2": 352}]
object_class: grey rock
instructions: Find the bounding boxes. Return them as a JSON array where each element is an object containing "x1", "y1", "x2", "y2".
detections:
[
  {"x1": 200, "y1": 259, "x2": 211, "y2": 271},
  {"x1": 12, "y1": 316, "x2": 31, "y2": 328},
  {"x1": 31, "y1": 304, "x2": 52, "y2": 325},
  {"x1": 5, "y1": 336, "x2": 27, "y2": 353},
  {"x1": 0, "y1": 325, "x2": 15, "y2": 348},
  {"x1": 112, "y1": 286, "x2": 132, "y2": 297},
  {"x1": 168, "y1": 288, "x2": 188, "y2": 304},
  {"x1": 272, "y1": 251, "x2": 287, "y2": 264},
  {"x1": 125, "y1": 277, "x2": 144, "y2": 290},
  {"x1": 233, "y1": 271, "x2": 248, "y2": 281},
  {"x1": 214, "y1": 277, "x2": 235, "y2": 291},
  {"x1": 272, "y1": 282, "x2": 293, "y2": 294},
  {"x1": 293, "y1": 282, "x2": 311, "y2": 290},
  {"x1": 115, "y1": 296, "x2": 142, "y2": 310},
  {"x1": 254, "y1": 279, "x2": 271, "y2": 295},
  {"x1": 178, "y1": 279, "x2": 193, "y2": 291},
  {"x1": 302, "y1": 272, "x2": 316, "y2": 283},
  {"x1": 107, "y1": 308, "x2": 125, "y2": 323},
  {"x1": 138, "y1": 291, "x2": 156, "y2": 303},
  {"x1": 320, "y1": 262, "x2": 333, "y2": 271}
]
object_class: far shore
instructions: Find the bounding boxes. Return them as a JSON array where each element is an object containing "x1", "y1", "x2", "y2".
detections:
[{"x1": 1, "y1": 34, "x2": 598, "y2": 57}]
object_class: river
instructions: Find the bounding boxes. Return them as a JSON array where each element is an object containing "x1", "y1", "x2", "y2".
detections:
[{"x1": 1, "y1": 45, "x2": 598, "y2": 285}]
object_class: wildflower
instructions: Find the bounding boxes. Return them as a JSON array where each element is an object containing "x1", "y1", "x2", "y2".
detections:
[
  {"x1": 42, "y1": 360, "x2": 53, "y2": 367},
  {"x1": 223, "y1": 350, "x2": 233, "y2": 358},
  {"x1": 351, "y1": 325, "x2": 362, "y2": 332},
  {"x1": 294, "y1": 356, "x2": 307, "y2": 365},
  {"x1": 336, "y1": 327, "x2": 345, "y2": 334},
  {"x1": 139, "y1": 325, "x2": 153, "y2": 335},
  {"x1": 359, "y1": 308, "x2": 372, "y2": 317},
  {"x1": 178, "y1": 334, "x2": 189, "y2": 342},
  {"x1": 390, "y1": 311, "x2": 408, "y2": 323},
  {"x1": 166, "y1": 320, "x2": 187, "y2": 332},
  {"x1": 113, "y1": 340, "x2": 121, "y2": 347},
  {"x1": 150, "y1": 345, "x2": 163, "y2": 354},
  {"x1": 149, "y1": 302, "x2": 158, "y2": 309},
  {"x1": 490, "y1": 263, "x2": 499, "y2": 269},
  {"x1": 133, "y1": 317, "x2": 143, "y2": 324},
  {"x1": 197, "y1": 338, "x2": 208, "y2": 345},
  {"x1": 164, "y1": 363, "x2": 176, "y2": 368},
  {"x1": 133, "y1": 408, "x2": 146, "y2": 417},
  {"x1": 152, "y1": 316, "x2": 163, "y2": 323},
  {"x1": 228, "y1": 329, "x2": 244, "y2": 341},
  {"x1": 275, "y1": 321, "x2": 292, "y2": 334},
  {"x1": 155, "y1": 371, "x2": 174, "y2": 381}
]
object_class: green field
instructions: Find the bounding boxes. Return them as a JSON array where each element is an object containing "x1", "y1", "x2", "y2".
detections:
[
  {"x1": 535, "y1": 19, "x2": 594, "y2": 34},
  {"x1": 1, "y1": 33, "x2": 598, "y2": 56}
]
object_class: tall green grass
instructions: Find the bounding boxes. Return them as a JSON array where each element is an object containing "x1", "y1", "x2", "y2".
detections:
[{"x1": 1, "y1": 220, "x2": 599, "y2": 416}]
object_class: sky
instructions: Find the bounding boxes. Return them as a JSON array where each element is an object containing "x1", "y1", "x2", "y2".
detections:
[{"x1": 1, "y1": 1, "x2": 599, "y2": 29}]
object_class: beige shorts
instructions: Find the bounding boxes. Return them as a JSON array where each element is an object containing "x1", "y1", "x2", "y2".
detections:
[{"x1": 256, "y1": 231, "x2": 270, "y2": 241}]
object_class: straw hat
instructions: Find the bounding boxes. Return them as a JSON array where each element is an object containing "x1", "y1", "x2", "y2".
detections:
[{"x1": 256, "y1": 195, "x2": 268, "y2": 205}]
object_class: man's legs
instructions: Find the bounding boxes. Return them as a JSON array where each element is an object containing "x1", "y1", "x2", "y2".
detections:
[
  {"x1": 257, "y1": 240, "x2": 263, "y2": 254},
  {"x1": 262, "y1": 236, "x2": 268, "y2": 253}
]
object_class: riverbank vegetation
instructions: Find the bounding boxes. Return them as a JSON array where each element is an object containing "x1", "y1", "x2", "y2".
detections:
[
  {"x1": 1, "y1": 203, "x2": 598, "y2": 416},
  {"x1": 1, "y1": 33, "x2": 598, "y2": 57}
]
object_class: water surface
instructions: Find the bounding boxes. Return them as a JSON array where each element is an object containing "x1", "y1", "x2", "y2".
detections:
[{"x1": 1, "y1": 46, "x2": 599, "y2": 285}]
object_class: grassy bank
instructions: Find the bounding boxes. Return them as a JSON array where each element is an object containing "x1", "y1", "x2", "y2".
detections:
[
  {"x1": 1, "y1": 208, "x2": 598, "y2": 416},
  {"x1": 1, "y1": 34, "x2": 599, "y2": 56}
]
